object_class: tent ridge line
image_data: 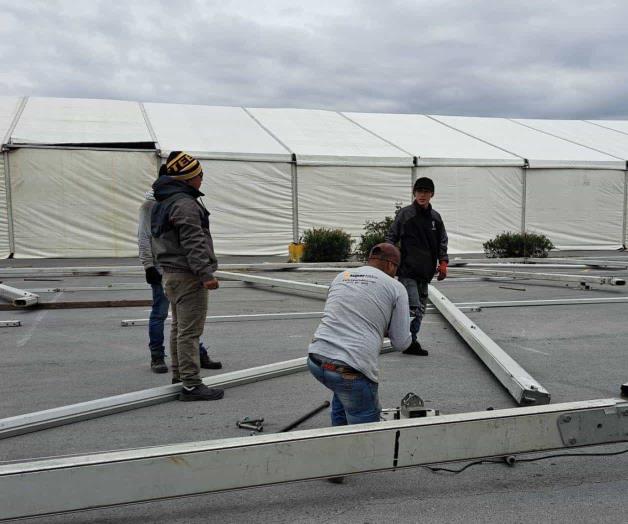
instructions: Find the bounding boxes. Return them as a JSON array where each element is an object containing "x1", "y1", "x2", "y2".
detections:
[
  {"x1": 337, "y1": 112, "x2": 414, "y2": 158},
  {"x1": 509, "y1": 118, "x2": 625, "y2": 162},
  {"x1": 138, "y1": 102, "x2": 160, "y2": 155},
  {"x1": 425, "y1": 114, "x2": 525, "y2": 162},
  {"x1": 241, "y1": 107, "x2": 294, "y2": 158},
  {"x1": 1, "y1": 96, "x2": 28, "y2": 149}
]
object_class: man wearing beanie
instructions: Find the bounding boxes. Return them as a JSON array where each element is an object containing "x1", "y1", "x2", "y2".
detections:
[
  {"x1": 385, "y1": 177, "x2": 448, "y2": 356},
  {"x1": 137, "y1": 165, "x2": 222, "y2": 374},
  {"x1": 150, "y1": 151, "x2": 224, "y2": 401}
]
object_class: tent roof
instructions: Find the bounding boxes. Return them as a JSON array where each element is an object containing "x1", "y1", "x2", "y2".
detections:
[
  {"x1": 246, "y1": 108, "x2": 412, "y2": 166},
  {"x1": 344, "y1": 112, "x2": 523, "y2": 166},
  {"x1": 588, "y1": 120, "x2": 628, "y2": 136},
  {"x1": 431, "y1": 115, "x2": 625, "y2": 169},
  {"x1": 0, "y1": 96, "x2": 22, "y2": 146},
  {"x1": 143, "y1": 103, "x2": 291, "y2": 161},
  {"x1": 512, "y1": 119, "x2": 628, "y2": 161},
  {"x1": 10, "y1": 97, "x2": 153, "y2": 146}
]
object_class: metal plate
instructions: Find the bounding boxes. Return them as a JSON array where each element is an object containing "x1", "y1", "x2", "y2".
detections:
[{"x1": 557, "y1": 406, "x2": 628, "y2": 446}]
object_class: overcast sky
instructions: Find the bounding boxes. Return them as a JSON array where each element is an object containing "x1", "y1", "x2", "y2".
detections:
[{"x1": 1, "y1": 0, "x2": 628, "y2": 119}]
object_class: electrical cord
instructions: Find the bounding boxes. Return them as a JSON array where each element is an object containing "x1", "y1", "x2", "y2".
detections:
[{"x1": 424, "y1": 447, "x2": 628, "y2": 474}]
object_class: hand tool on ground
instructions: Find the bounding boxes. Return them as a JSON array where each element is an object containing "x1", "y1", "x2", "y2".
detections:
[{"x1": 236, "y1": 417, "x2": 264, "y2": 432}]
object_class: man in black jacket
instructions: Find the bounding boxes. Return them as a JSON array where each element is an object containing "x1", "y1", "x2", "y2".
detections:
[{"x1": 385, "y1": 177, "x2": 448, "y2": 356}]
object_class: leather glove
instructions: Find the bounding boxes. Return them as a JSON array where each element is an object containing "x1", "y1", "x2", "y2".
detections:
[
  {"x1": 437, "y1": 260, "x2": 448, "y2": 281},
  {"x1": 145, "y1": 267, "x2": 162, "y2": 285}
]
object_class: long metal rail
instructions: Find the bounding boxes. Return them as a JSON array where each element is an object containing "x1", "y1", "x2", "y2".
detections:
[
  {"x1": 449, "y1": 267, "x2": 626, "y2": 286},
  {"x1": 450, "y1": 257, "x2": 628, "y2": 269},
  {"x1": 1, "y1": 399, "x2": 626, "y2": 521},
  {"x1": 428, "y1": 285, "x2": 550, "y2": 405},
  {"x1": 0, "y1": 283, "x2": 39, "y2": 307}
]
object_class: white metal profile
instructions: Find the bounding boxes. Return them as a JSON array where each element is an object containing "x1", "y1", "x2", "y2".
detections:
[
  {"x1": 1, "y1": 399, "x2": 625, "y2": 521},
  {"x1": 0, "y1": 283, "x2": 39, "y2": 307}
]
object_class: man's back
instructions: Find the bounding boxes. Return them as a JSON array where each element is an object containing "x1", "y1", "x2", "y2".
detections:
[{"x1": 308, "y1": 265, "x2": 411, "y2": 382}]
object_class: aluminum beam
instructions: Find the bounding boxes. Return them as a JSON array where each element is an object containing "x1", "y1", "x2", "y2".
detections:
[
  {"x1": 0, "y1": 320, "x2": 20, "y2": 328},
  {"x1": 458, "y1": 296, "x2": 628, "y2": 308},
  {"x1": 449, "y1": 267, "x2": 626, "y2": 286},
  {"x1": 450, "y1": 257, "x2": 628, "y2": 269},
  {"x1": 216, "y1": 270, "x2": 329, "y2": 295},
  {"x1": 27, "y1": 281, "x2": 250, "y2": 293},
  {"x1": 0, "y1": 284, "x2": 39, "y2": 307},
  {"x1": 428, "y1": 285, "x2": 550, "y2": 405},
  {"x1": 1, "y1": 399, "x2": 626, "y2": 521}
]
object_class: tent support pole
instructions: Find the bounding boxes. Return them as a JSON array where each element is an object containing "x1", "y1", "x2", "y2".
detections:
[
  {"x1": 291, "y1": 155, "x2": 299, "y2": 243},
  {"x1": 521, "y1": 165, "x2": 527, "y2": 234},
  {"x1": 622, "y1": 169, "x2": 628, "y2": 249},
  {"x1": 3, "y1": 151, "x2": 15, "y2": 256}
]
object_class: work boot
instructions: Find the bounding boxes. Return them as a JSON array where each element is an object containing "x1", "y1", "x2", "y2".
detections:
[
  {"x1": 326, "y1": 476, "x2": 345, "y2": 484},
  {"x1": 172, "y1": 377, "x2": 181, "y2": 384},
  {"x1": 179, "y1": 384, "x2": 224, "y2": 401},
  {"x1": 403, "y1": 341, "x2": 429, "y2": 356},
  {"x1": 621, "y1": 383, "x2": 628, "y2": 397},
  {"x1": 151, "y1": 357, "x2": 168, "y2": 373},
  {"x1": 200, "y1": 353, "x2": 222, "y2": 370}
]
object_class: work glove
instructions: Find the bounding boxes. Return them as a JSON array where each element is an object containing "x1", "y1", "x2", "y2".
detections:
[
  {"x1": 145, "y1": 267, "x2": 162, "y2": 285},
  {"x1": 437, "y1": 260, "x2": 448, "y2": 281}
]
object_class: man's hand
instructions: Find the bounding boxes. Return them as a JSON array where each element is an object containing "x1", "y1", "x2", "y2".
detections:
[
  {"x1": 437, "y1": 260, "x2": 448, "y2": 281},
  {"x1": 145, "y1": 267, "x2": 162, "y2": 285},
  {"x1": 202, "y1": 278, "x2": 220, "y2": 290}
]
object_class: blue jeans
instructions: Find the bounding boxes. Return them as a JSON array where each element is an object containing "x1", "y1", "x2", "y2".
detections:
[
  {"x1": 149, "y1": 283, "x2": 209, "y2": 360},
  {"x1": 149, "y1": 283, "x2": 170, "y2": 358},
  {"x1": 307, "y1": 356, "x2": 380, "y2": 426},
  {"x1": 399, "y1": 278, "x2": 429, "y2": 342}
]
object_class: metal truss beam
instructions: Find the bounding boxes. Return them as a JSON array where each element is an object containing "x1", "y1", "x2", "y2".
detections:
[
  {"x1": 450, "y1": 267, "x2": 626, "y2": 286},
  {"x1": 0, "y1": 284, "x2": 39, "y2": 307},
  {"x1": 1, "y1": 399, "x2": 626, "y2": 521},
  {"x1": 428, "y1": 285, "x2": 550, "y2": 405}
]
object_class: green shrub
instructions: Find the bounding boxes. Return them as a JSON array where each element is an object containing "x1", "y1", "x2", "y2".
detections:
[
  {"x1": 354, "y1": 203, "x2": 402, "y2": 260},
  {"x1": 483, "y1": 231, "x2": 554, "y2": 258},
  {"x1": 302, "y1": 228, "x2": 353, "y2": 262}
]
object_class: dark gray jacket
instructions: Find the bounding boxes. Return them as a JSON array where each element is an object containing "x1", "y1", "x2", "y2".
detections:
[
  {"x1": 150, "y1": 176, "x2": 217, "y2": 282},
  {"x1": 385, "y1": 202, "x2": 448, "y2": 281}
]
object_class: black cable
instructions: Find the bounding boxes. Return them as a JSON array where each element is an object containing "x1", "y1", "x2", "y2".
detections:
[{"x1": 423, "y1": 447, "x2": 628, "y2": 474}]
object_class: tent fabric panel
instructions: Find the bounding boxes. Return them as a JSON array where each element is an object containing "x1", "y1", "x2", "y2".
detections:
[
  {"x1": 10, "y1": 149, "x2": 156, "y2": 258},
  {"x1": 247, "y1": 108, "x2": 411, "y2": 162},
  {"x1": 0, "y1": 157, "x2": 9, "y2": 258},
  {"x1": 513, "y1": 119, "x2": 628, "y2": 160},
  {"x1": 297, "y1": 166, "x2": 411, "y2": 242},
  {"x1": 199, "y1": 160, "x2": 293, "y2": 255},
  {"x1": 588, "y1": 120, "x2": 628, "y2": 135},
  {"x1": 417, "y1": 166, "x2": 523, "y2": 253},
  {"x1": 11, "y1": 97, "x2": 152, "y2": 145},
  {"x1": 344, "y1": 112, "x2": 522, "y2": 164},
  {"x1": 0, "y1": 96, "x2": 22, "y2": 145},
  {"x1": 525, "y1": 169, "x2": 624, "y2": 249},
  {"x1": 144, "y1": 104, "x2": 290, "y2": 159},
  {"x1": 432, "y1": 115, "x2": 623, "y2": 167}
]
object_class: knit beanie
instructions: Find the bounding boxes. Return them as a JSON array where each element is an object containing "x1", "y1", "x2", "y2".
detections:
[{"x1": 165, "y1": 151, "x2": 203, "y2": 181}]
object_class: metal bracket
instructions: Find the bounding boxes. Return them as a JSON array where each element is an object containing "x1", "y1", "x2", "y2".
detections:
[{"x1": 557, "y1": 405, "x2": 628, "y2": 446}]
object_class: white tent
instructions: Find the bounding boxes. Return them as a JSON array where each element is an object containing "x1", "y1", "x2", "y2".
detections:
[
  {"x1": 430, "y1": 115, "x2": 626, "y2": 249},
  {"x1": 343, "y1": 112, "x2": 524, "y2": 252},
  {"x1": 0, "y1": 96, "x2": 22, "y2": 258},
  {"x1": 143, "y1": 103, "x2": 293, "y2": 255},
  {"x1": 246, "y1": 108, "x2": 412, "y2": 244},
  {"x1": 6, "y1": 97, "x2": 156, "y2": 257}
]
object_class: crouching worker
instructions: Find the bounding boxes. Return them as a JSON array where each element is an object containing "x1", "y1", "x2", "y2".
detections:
[
  {"x1": 307, "y1": 243, "x2": 411, "y2": 429},
  {"x1": 151, "y1": 151, "x2": 224, "y2": 402}
]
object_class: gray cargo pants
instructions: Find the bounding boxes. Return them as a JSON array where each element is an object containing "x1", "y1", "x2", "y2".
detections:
[
  {"x1": 163, "y1": 272, "x2": 208, "y2": 387},
  {"x1": 399, "y1": 277, "x2": 429, "y2": 343}
]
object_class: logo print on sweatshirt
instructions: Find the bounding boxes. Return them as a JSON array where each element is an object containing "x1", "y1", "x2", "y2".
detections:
[
  {"x1": 343, "y1": 271, "x2": 351, "y2": 280},
  {"x1": 432, "y1": 220, "x2": 436, "y2": 231}
]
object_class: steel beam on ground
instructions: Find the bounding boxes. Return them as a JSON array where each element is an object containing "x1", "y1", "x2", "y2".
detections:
[
  {"x1": 0, "y1": 284, "x2": 39, "y2": 307},
  {"x1": 0, "y1": 320, "x2": 20, "y2": 328},
  {"x1": 26, "y1": 281, "x2": 250, "y2": 293},
  {"x1": 451, "y1": 257, "x2": 628, "y2": 269},
  {"x1": 216, "y1": 271, "x2": 329, "y2": 296},
  {"x1": 428, "y1": 285, "x2": 550, "y2": 405},
  {"x1": 1, "y1": 399, "x2": 626, "y2": 521},
  {"x1": 0, "y1": 340, "x2": 394, "y2": 440},
  {"x1": 458, "y1": 296, "x2": 628, "y2": 308},
  {"x1": 119, "y1": 306, "x2": 482, "y2": 327},
  {"x1": 451, "y1": 262, "x2": 620, "y2": 269},
  {"x1": 449, "y1": 267, "x2": 626, "y2": 286}
]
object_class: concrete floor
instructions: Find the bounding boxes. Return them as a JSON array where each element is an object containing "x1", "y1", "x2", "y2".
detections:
[{"x1": 0, "y1": 253, "x2": 627, "y2": 523}]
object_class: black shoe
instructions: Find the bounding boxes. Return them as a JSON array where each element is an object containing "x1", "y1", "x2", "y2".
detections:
[
  {"x1": 200, "y1": 353, "x2": 222, "y2": 370},
  {"x1": 179, "y1": 384, "x2": 224, "y2": 401},
  {"x1": 172, "y1": 377, "x2": 181, "y2": 384},
  {"x1": 403, "y1": 341, "x2": 429, "y2": 356},
  {"x1": 151, "y1": 357, "x2": 168, "y2": 373},
  {"x1": 621, "y1": 383, "x2": 628, "y2": 397},
  {"x1": 326, "y1": 476, "x2": 345, "y2": 484}
]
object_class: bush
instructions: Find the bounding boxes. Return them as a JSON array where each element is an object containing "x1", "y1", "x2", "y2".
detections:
[
  {"x1": 483, "y1": 231, "x2": 554, "y2": 258},
  {"x1": 354, "y1": 203, "x2": 402, "y2": 260},
  {"x1": 302, "y1": 228, "x2": 353, "y2": 262}
]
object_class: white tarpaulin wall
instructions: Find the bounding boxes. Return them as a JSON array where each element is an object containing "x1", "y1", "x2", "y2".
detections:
[
  {"x1": 525, "y1": 169, "x2": 625, "y2": 249},
  {"x1": 9, "y1": 149, "x2": 156, "y2": 257},
  {"x1": 418, "y1": 166, "x2": 524, "y2": 253},
  {"x1": 297, "y1": 166, "x2": 411, "y2": 241},
  {"x1": 199, "y1": 160, "x2": 293, "y2": 255}
]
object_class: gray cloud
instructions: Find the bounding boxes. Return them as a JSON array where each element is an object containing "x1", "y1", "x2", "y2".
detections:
[{"x1": 1, "y1": 0, "x2": 628, "y2": 118}]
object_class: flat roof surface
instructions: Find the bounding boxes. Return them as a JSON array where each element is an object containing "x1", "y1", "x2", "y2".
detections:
[{"x1": 0, "y1": 254, "x2": 627, "y2": 523}]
